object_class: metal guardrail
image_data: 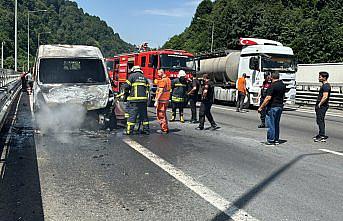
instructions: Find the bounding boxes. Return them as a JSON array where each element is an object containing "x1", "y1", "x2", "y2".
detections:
[
  {"x1": 0, "y1": 69, "x2": 20, "y2": 87},
  {"x1": 296, "y1": 83, "x2": 343, "y2": 110},
  {"x1": 0, "y1": 68, "x2": 21, "y2": 131}
]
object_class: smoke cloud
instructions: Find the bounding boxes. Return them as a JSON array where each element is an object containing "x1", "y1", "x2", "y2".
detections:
[{"x1": 35, "y1": 103, "x2": 87, "y2": 143}]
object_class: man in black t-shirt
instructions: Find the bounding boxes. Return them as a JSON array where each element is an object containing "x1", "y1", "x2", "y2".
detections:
[
  {"x1": 258, "y1": 71, "x2": 286, "y2": 145},
  {"x1": 187, "y1": 74, "x2": 200, "y2": 123},
  {"x1": 313, "y1": 71, "x2": 331, "y2": 142},
  {"x1": 196, "y1": 74, "x2": 218, "y2": 130}
]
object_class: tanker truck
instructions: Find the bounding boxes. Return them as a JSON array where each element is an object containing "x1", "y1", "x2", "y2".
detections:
[{"x1": 195, "y1": 38, "x2": 297, "y2": 107}]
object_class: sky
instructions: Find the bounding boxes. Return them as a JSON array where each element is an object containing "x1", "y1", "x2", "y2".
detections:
[{"x1": 73, "y1": 0, "x2": 203, "y2": 48}]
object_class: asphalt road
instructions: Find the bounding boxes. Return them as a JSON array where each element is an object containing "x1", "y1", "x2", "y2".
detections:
[{"x1": 1, "y1": 94, "x2": 342, "y2": 221}]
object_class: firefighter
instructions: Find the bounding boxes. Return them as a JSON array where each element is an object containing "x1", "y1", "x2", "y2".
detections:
[
  {"x1": 196, "y1": 74, "x2": 218, "y2": 130},
  {"x1": 123, "y1": 66, "x2": 150, "y2": 135},
  {"x1": 154, "y1": 69, "x2": 171, "y2": 134},
  {"x1": 171, "y1": 70, "x2": 188, "y2": 123}
]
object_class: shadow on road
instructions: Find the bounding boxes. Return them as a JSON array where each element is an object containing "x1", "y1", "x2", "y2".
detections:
[
  {"x1": 210, "y1": 152, "x2": 328, "y2": 221},
  {"x1": 0, "y1": 93, "x2": 44, "y2": 221}
]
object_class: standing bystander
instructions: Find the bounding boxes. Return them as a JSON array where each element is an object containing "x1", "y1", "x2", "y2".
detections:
[
  {"x1": 258, "y1": 71, "x2": 286, "y2": 145},
  {"x1": 236, "y1": 73, "x2": 247, "y2": 112},
  {"x1": 313, "y1": 71, "x2": 331, "y2": 142},
  {"x1": 258, "y1": 72, "x2": 272, "y2": 128},
  {"x1": 26, "y1": 71, "x2": 33, "y2": 95},
  {"x1": 187, "y1": 73, "x2": 200, "y2": 123},
  {"x1": 196, "y1": 74, "x2": 218, "y2": 130},
  {"x1": 20, "y1": 71, "x2": 27, "y2": 92}
]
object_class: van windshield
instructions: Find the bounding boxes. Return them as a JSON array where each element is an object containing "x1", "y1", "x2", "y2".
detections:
[{"x1": 39, "y1": 58, "x2": 106, "y2": 84}]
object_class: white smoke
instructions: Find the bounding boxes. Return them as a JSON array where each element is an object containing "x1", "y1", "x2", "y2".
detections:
[{"x1": 35, "y1": 103, "x2": 87, "y2": 143}]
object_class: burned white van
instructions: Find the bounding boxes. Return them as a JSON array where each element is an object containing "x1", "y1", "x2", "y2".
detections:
[{"x1": 33, "y1": 45, "x2": 116, "y2": 130}]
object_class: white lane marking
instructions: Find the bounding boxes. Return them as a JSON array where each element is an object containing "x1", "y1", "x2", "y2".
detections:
[
  {"x1": 212, "y1": 105, "x2": 237, "y2": 112},
  {"x1": 0, "y1": 93, "x2": 22, "y2": 179},
  {"x1": 319, "y1": 149, "x2": 343, "y2": 157},
  {"x1": 122, "y1": 138, "x2": 259, "y2": 221},
  {"x1": 212, "y1": 105, "x2": 343, "y2": 118}
]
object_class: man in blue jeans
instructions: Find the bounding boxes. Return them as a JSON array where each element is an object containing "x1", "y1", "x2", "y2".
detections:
[{"x1": 257, "y1": 71, "x2": 286, "y2": 145}]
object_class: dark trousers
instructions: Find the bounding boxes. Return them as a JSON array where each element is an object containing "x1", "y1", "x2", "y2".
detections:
[
  {"x1": 126, "y1": 101, "x2": 149, "y2": 134},
  {"x1": 259, "y1": 97, "x2": 267, "y2": 125},
  {"x1": 266, "y1": 107, "x2": 283, "y2": 142},
  {"x1": 21, "y1": 77, "x2": 27, "y2": 91},
  {"x1": 236, "y1": 92, "x2": 245, "y2": 111},
  {"x1": 189, "y1": 96, "x2": 197, "y2": 121},
  {"x1": 199, "y1": 101, "x2": 216, "y2": 128},
  {"x1": 315, "y1": 106, "x2": 328, "y2": 136},
  {"x1": 172, "y1": 102, "x2": 184, "y2": 117}
]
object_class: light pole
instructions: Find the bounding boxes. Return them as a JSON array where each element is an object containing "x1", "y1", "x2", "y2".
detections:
[
  {"x1": 15, "y1": 0, "x2": 17, "y2": 71},
  {"x1": 196, "y1": 17, "x2": 215, "y2": 52},
  {"x1": 27, "y1": 9, "x2": 47, "y2": 72},
  {"x1": 1, "y1": 41, "x2": 4, "y2": 69},
  {"x1": 38, "y1": 32, "x2": 51, "y2": 48}
]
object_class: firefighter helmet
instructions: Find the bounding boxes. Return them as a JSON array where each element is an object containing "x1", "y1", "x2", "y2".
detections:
[
  {"x1": 131, "y1": 66, "x2": 143, "y2": 73},
  {"x1": 178, "y1": 70, "x2": 186, "y2": 78}
]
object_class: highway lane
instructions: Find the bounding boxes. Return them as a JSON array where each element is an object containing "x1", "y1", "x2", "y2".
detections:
[
  {"x1": 1, "y1": 95, "x2": 342, "y2": 221},
  {"x1": 144, "y1": 104, "x2": 343, "y2": 220}
]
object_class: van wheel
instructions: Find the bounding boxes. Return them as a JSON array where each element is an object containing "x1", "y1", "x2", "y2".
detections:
[{"x1": 105, "y1": 111, "x2": 117, "y2": 130}]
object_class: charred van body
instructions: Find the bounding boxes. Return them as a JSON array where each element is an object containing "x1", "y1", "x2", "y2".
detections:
[{"x1": 33, "y1": 45, "x2": 117, "y2": 130}]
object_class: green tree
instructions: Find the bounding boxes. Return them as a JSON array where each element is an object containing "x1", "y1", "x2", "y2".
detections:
[
  {"x1": 163, "y1": 0, "x2": 343, "y2": 63},
  {"x1": 0, "y1": 0, "x2": 134, "y2": 70}
]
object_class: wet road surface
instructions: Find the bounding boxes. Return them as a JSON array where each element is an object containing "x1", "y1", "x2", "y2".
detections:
[{"x1": 1, "y1": 94, "x2": 342, "y2": 221}]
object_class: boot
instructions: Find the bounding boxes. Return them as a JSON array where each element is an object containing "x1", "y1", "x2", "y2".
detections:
[
  {"x1": 180, "y1": 115, "x2": 185, "y2": 123},
  {"x1": 170, "y1": 115, "x2": 176, "y2": 122},
  {"x1": 210, "y1": 123, "x2": 219, "y2": 130}
]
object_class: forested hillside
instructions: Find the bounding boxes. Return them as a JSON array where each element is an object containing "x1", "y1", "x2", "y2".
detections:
[
  {"x1": 163, "y1": 0, "x2": 343, "y2": 63},
  {"x1": 0, "y1": 0, "x2": 134, "y2": 70}
]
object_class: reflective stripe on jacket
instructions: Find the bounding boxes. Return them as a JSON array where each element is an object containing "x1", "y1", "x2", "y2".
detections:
[
  {"x1": 171, "y1": 78, "x2": 187, "y2": 102},
  {"x1": 124, "y1": 72, "x2": 149, "y2": 102}
]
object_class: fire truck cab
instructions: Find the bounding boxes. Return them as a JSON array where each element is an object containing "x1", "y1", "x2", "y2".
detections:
[{"x1": 107, "y1": 49, "x2": 195, "y2": 105}]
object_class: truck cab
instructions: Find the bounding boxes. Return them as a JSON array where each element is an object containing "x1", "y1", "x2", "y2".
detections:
[{"x1": 239, "y1": 38, "x2": 297, "y2": 105}]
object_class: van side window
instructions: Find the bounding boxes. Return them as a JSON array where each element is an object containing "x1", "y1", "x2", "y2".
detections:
[{"x1": 141, "y1": 56, "x2": 146, "y2": 67}]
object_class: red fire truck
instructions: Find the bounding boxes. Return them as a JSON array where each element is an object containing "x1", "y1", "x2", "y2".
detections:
[{"x1": 106, "y1": 49, "x2": 195, "y2": 105}]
